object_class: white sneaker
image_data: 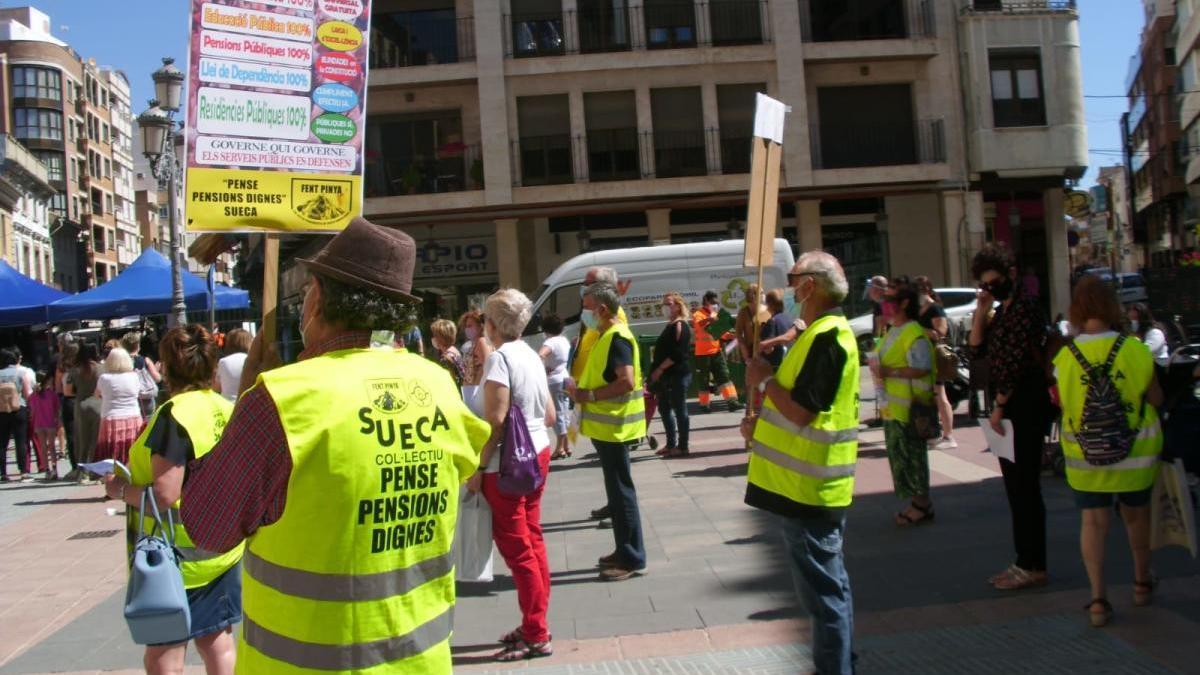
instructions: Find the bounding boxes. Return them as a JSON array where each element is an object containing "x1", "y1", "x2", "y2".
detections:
[{"x1": 933, "y1": 437, "x2": 958, "y2": 450}]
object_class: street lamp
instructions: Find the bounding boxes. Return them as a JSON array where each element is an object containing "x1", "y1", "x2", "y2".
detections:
[{"x1": 139, "y1": 57, "x2": 186, "y2": 329}]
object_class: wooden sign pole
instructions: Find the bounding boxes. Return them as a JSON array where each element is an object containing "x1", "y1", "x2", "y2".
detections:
[
  {"x1": 742, "y1": 136, "x2": 783, "y2": 424},
  {"x1": 261, "y1": 234, "x2": 281, "y2": 345}
]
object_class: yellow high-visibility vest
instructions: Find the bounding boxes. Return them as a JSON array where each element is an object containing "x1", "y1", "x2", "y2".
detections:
[
  {"x1": 570, "y1": 305, "x2": 627, "y2": 380},
  {"x1": 127, "y1": 389, "x2": 242, "y2": 589},
  {"x1": 879, "y1": 321, "x2": 934, "y2": 424},
  {"x1": 748, "y1": 313, "x2": 861, "y2": 508},
  {"x1": 579, "y1": 322, "x2": 646, "y2": 443},
  {"x1": 1053, "y1": 335, "x2": 1160, "y2": 493},
  {"x1": 237, "y1": 348, "x2": 489, "y2": 675}
]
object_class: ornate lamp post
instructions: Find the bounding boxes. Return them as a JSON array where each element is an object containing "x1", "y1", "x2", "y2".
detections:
[{"x1": 138, "y1": 57, "x2": 186, "y2": 328}]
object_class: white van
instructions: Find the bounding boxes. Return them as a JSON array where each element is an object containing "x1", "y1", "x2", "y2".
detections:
[{"x1": 521, "y1": 239, "x2": 796, "y2": 346}]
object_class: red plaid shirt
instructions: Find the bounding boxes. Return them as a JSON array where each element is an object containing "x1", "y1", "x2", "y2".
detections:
[{"x1": 181, "y1": 331, "x2": 374, "y2": 553}]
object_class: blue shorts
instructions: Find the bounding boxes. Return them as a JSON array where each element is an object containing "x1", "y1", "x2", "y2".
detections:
[
  {"x1": 1073, "y1": 487, "x2": 1153, "y2": 510},
  {"x1": 151, "y1": 560, "x2": 242, "y2": 645}
]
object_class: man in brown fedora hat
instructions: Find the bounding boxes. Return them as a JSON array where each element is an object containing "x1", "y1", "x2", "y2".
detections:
[{"x1": 182, "y1": 217, "x2": 490, "y2": 674}]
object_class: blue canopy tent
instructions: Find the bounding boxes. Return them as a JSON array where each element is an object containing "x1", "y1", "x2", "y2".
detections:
[
  {"x1": 0, "y1": 259, "x2": 69, "y2": 327},
  {"x1": 48, "y1": 249, "x2": 249, "y2": 322}
]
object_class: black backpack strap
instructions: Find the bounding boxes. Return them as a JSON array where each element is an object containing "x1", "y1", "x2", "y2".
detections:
[
  {"x1": 1065, "y1": 340, "x2": 1096, "y2": 378},
  {"x1": 1101, "y1": 335, "x2": 1125, "y2": 375}
]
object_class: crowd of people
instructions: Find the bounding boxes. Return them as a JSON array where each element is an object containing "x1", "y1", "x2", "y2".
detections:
[{"x1": 0, "y1": 217, "x2": 1184, "y2": 674}]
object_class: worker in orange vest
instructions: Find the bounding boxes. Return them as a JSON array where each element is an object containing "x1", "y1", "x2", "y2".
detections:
[{"x1": 692, "y1": 290, "x2": 743, "y2": 413}]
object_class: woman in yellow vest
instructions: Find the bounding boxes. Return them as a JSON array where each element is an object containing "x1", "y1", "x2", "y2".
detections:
[
  {"x1": 872, "y1": 276, "x2": 937, "y2": 526},
  {"x1": 1052, "y1": 276, "x2": 1162, "y2": 628},
  {"x1": 103, "y1": 325, "x2": 243, "y2": 674}
]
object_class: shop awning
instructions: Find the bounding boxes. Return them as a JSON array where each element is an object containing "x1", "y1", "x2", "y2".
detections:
[
  {"x1": 48, "y1": 248, "x2": 249, "y2": 322},
  {"x1": 0, "y1": 259, "x2": 69, "y2": 327}
]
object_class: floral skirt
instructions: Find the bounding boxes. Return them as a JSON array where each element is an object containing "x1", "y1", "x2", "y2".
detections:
[{"x1": 94, "y1": 415, "x2": 145, "y2": 465}]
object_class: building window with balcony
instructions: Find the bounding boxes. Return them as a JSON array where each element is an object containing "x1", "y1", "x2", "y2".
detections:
[
  {"x1": 11, "y1": 66, "x2": 62, "y2": 100},
  {"x1": 717, "y1": 83, "x2": 765, "y2": 174},
  {"x1": 814, "y1": 84, "x2": 942, "y2": 168},
  {"x1": 49, "y1": 193, "x2": 66, "y2": 216},
  {"x1": 643, "y1": 0, "x2": 696, "y2": 49},
  {"x1": 511, "y1": 0, "x2": 565, "y2": 57},
  {"x1": 803, "y1": 0, "x2": 910, "y2": 42},
  {"x1": 517, "y1": 95, "x2": 574, "y2": 185},
  {"x1": 13, "y1": 108, "x2": 63, "y2": 141},
  {"x1": 34, "y1": 151, "x2": 64, "y2": 182},
  {"x1": 989, "y1": 50, "x2": 1047, "y2": 128},
  {"x1": 364, "y1": 112, "x2": 475, "y2": 196},
  {"x1": 371, "y1": 7, "x2": 471, "y2": 68},
  {"x1": 709, "y1": 0, "x2": 764, "y2": 45},
  {"x1": 651, "y1": 87, "x2": 708, "y2": 177},
  {"x1": 584, "y1": 91, "x2": 640, "y2": 181},
  {"x1": 577, "y1": 0, "x2": 631, "y2": 53}
]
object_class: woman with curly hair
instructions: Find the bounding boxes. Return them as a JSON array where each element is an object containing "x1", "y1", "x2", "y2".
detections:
[{"x1": 969, "y1": 243, "x2": 1053, "y2": 591}]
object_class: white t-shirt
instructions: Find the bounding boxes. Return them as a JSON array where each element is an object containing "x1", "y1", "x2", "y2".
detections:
[
  {"x1": 475, "y1": 341, "x2": 551, "y2": 472},
  {"x1": 542, "y1": 335, "x2": 570, "y2": 385},
  {"x1": 217, "y1": 353, "x2": 248, "y2": 402},
  {"x1": 1141, "y1": 328, "x2": 1169, "y2": 367},
  {"x1": 98, "y1": 372, "x2": 142, "y2": 419}
]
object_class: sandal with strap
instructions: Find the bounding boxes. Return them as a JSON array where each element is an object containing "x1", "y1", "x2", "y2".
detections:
[
  {"x1": 894, "y1": 501, "x2": 935, "y2": 527},
  {"x1": 493, "y1": 639, "x2": 553, "y2": 662},
  {"x1": 1086, "y1": 598, "x2": 1113, "y2": 627},
  {"x1": 497, "y1": 627, "x2": 523, "y2": 644},
  {"x1": 664, "y1": 447, "x2": 690, "y2": 458},
  {"x1": 987, "y1": 564, "x2": 1019, "y2": 585},
  {"x1": 992, "y1": 565, "x2": 1048, "y2": 591},
  {"x1": 1134, "y1": 576, "x2": 1157, "y2": 607},
  {"x1": 655, "y1": 446, "x2": 675, "y2": 457}
]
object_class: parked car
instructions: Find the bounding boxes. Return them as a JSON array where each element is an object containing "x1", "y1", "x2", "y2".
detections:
[
  {"x1": 847, "y1": 287, "x2": 980, "y2": 357},
  {"x1": 1116, "y1": 272, "x2": 1148, "y2": 305}
]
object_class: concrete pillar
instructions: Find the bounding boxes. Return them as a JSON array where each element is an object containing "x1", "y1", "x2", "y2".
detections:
[
  {"x1": 701, "y1": 83, "x2": 721, "y2": 174},
  {"x1": 475, "y1": 0, "x2": 513, "y2": 203},
  {"x1": 628, "y1": 2, "x2": 645, "y2": 50},
  {"x1": 496, "y1": 218, "x2": 521, "y2": 289},
  {"x1": 769, "y1": 0, "x2": 811, "y2": 187},
  {"x1": 635, "y1": 86, "x2": 655, "y2": 176},
  {"x1": 518, "y1": 218, "x2": 540, "y2": 290},
  {"x1": 568, "y1": 89, "x2": 588, "y2": 182},
  {"x1": 794, "y1": 199, "x2": 821, "y2": 253},
  {"x1": 648, "y1": 208, "x2": 671, "y2": 245},
  {"x1": 561, "y1": 0, "x2": 579, "y2": 53},
  {"x1": 939, "y1": 190, "x2": 984, "y2": 287},
  {"x1": 1043, "y1": 188, "x2": 1070, "y2": 319}
]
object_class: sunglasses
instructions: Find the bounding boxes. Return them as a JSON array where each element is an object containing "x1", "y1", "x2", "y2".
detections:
[{"x1": 787, "y1": 272, "x2": 816, "y2": 285}]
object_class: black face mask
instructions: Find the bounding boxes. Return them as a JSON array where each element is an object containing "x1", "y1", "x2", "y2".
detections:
[{"x1": 985, "y1": 277, "x2": 1014, "y2": 301}]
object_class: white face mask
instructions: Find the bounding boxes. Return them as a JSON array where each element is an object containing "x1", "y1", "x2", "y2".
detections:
[
  {"x1": 1130, "y1": 320, "x2": 1140, "y2": 333},
  {"x1": 793, "y1": 281, "x2": 813, "y2": 320},
  {"x1": 709, "y1": 303, "x2": 721, "y2": 314},
  {"x1": 661, "y1": 305, "x2": 671, "y2": 318},
  {"x1": 464, "y1": 326, "x2": 479, "y2": 341}
]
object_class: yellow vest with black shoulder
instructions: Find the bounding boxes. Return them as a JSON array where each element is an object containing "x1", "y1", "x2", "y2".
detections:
[
  {"x1": 237, "y1": 348, "x2": 490, "y2": 675},
  {"x1": 571, "y1": 306, "x2": 628, "y2": 380},
  {"x1": 579, "y1": 322, "x2": 646, "y2": 443},
  {"x1": 127, "y1": 389, "x2": 242, "y2": 590},
  {"x1": 879, "y1": 321, "x2": 935, "y2": 424},
  {"x1": 1053, "y1": 335, "x2": 1161, "y2": 493},
  {"x1": 749, "y1": 313, "x2": 861, "y2": 508}
]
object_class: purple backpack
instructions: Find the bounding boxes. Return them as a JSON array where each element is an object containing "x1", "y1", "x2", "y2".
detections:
[{"x1": 497, "y1": 352, "x2": 545, "y2": 496}]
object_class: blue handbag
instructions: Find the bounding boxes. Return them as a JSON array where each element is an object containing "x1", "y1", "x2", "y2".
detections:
[{"x1": 124, "y1": 487, "x2": 191, "y2": 645}]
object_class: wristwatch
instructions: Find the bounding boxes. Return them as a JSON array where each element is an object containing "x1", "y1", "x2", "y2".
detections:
[
  {"x1": 587, "y1": 390, "x2": 596, "y2": 402},
  {"x1": 756, "y1": 376, "x2": 774, "y2": 395}
]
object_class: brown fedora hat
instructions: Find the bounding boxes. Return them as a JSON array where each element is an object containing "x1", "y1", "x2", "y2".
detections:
[{"x1": 297, "y1": 217, "x2": 419, "y2": 302}]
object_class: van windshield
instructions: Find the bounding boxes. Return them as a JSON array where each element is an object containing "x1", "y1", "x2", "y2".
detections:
[{"x1": 523, "y1": 282, "x2": 583, "y2": 336}]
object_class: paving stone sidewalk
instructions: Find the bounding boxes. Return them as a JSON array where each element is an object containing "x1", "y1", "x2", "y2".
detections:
[{"x1": 2, "y1": 374, "x2": 1198, "y2": 674}]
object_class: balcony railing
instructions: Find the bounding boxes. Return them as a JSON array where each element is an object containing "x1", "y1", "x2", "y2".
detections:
[
  {"x1": 514, "y1": 134, "x2": 576, "y2": 185},
  {"x1": 811, "y1": 118, "x2": 945, "y2": 169},
  {"x1": 586, "y1": 128, "x2": 642, "y2": 181},
  {"x1": 800, "y1": 0, "x2": 935, "y2": 42},
  {"x1": 506, "y1": 1, "x2": 769, "y2": 56},
  {"x1": 365, "y1": 144, "x2": 482, "y2": 197},
  {"x1": 370, "y1": 16, "x2": 475, "y2": 68},
  {"x1": 649, "y1": 129, "x2": 711, "y2": 178},
  {"x1": 717, "y1": 132, "x2": 753, "y2": 174},
  {"x1": 963, "y1": 0, "x2": 1077, "y2": 14}
]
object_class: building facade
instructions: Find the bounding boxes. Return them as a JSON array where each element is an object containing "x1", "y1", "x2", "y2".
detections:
[
  {"x1": 341, "y1": 0, "x2": 1085, "y2": 320},
  {"x1": 0, "y1": 133, "x2": 55, "y2": 282}
]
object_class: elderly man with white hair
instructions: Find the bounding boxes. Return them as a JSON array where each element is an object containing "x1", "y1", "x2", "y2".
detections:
[{"x1": 741, "y1": 251, "x2": 861, "y2": 675}]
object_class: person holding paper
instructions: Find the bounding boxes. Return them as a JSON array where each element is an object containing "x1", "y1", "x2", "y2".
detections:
[
  {"x1": 102, "y1": 325, "x2": 243, "y2": 674},
  {"x1": 969, "y1": 243, "x2": 1053, "y2": 591},
  {"x1": 1052, "y1": 276, "x2": 1162, "y2": 627}
]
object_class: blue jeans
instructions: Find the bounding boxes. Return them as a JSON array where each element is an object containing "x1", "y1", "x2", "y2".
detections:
[
  {"x1": 657, "y1": 372, "x2": 691, "y2": 450},
  {"x1": 778, "y1": 512, "x2": 854, "y2": 675},
  {"x1": 594, "y1": 439, "x2": 646, "y2": 569}
]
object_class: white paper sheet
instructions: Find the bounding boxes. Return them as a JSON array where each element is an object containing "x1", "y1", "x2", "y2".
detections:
[
  {"x1": 752, "y1": 93, "x2": 790, "y2": 144},
  {"x1": 979, "y1": 419, "x2": 1015, "y2": 463},
  {"x1": 79, "y1": 459, "x2": 131, "y2": 479}
]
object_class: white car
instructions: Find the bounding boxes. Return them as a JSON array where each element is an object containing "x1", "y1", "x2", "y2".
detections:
[
  {"x1": 1116, "y1": 272, "x2": 1148, "y2": 305},
  {"x1": 848, "y1": 287, "x2": 981, "y2": 356}
]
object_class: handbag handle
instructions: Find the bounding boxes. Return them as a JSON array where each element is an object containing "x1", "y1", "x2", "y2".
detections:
[{"x1": 138, "y1": 486, "x2": 176, "y2": 548}]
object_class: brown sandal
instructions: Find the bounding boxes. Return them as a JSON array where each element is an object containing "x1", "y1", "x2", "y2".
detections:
[
  {"x1": 992, "y1": 565, "x2": 1047, "y2": 591},
  {"x1": 1134, "y1": 576, "x2": 1156, "y2": 607},
  {"x1": 1086, "y1": 598, "x2": 1113, "y2": 627},
  {"x1": 664, "y1": 447, "x2": 690, "y2": 458},
  {"x1": 494, "y1": 639, "x2": 553, "y2": 661}
]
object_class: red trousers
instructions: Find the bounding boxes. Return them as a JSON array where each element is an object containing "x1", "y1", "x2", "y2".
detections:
[{"x1": 482, "y1": 449, "x2": 552, "y2": 643}]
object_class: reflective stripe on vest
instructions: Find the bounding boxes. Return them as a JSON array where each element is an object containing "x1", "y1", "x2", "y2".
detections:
[
  {"x1": 243, "y1": 548, "x2": 454, "y2": 602},
  {"x1": 243, "y1": 607, "x2": 453, "y2": 672},
  {"x1": 1063, "y1": 455, "x2": 1159, "y2": 471},
  {"x1": 747, "y1": 313, "x2": 861, "y2": 509},
  {"x1": 759, "y1": 407, "x2": 859, "y2": 445},
  {"x1": 750, "y1": 440, "x2": 857, "y2": 479},
  {"x1": 1061, "y1": 419, "x2": 1162, "y2": 446}
]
